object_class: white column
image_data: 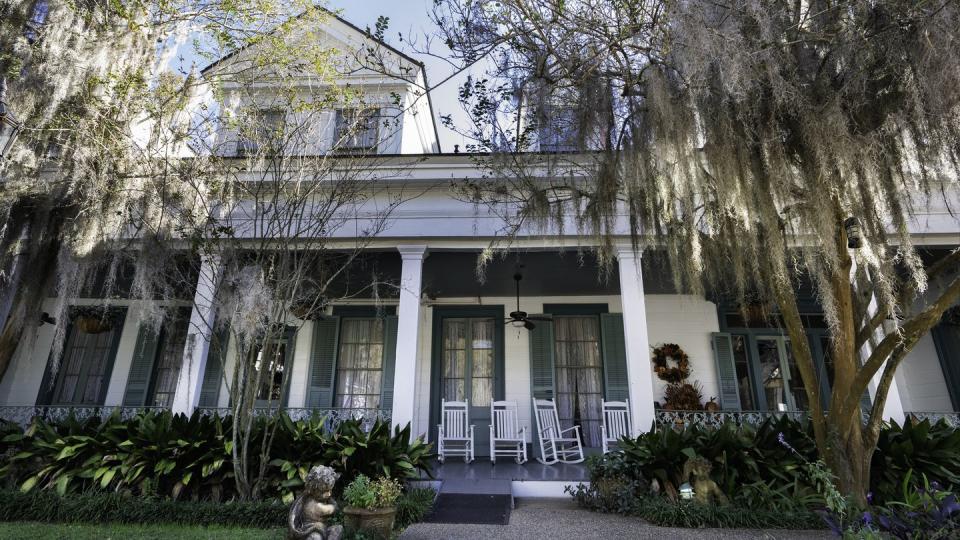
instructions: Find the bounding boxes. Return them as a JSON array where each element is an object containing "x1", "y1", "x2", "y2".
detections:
[
  {"x1": 392, "y1": 245, "x2": 428, "y2": 431},
  {"x1": 172, "y1": 255, "x2": 223, "y2": 415},
  {"x1": 855, "y1": 261, "x2": 906, "y2": 424},
  {"x1": 617, "y1": 245, "x2": 656, "y2": 434}
]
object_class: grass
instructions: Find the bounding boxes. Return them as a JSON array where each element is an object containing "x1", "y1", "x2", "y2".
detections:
[{"x1": 0, "y1": 522, "x2": 286, "y2": 540}]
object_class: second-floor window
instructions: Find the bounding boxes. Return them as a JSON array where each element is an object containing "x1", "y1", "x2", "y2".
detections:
[
  {"x1": 237, "y1": 110, "x2": 285, "y2": 156},
  {"x1": 334, "y1": 109, "x2": 379, "y2": 154},
  {"x1": 538, "y1": 108, "x2": 580, "y2": 152}
]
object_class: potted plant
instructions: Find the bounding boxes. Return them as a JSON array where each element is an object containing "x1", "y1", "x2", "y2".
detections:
[{"x1": 341, "y1": 474, "x2": 402, "y2": 539}]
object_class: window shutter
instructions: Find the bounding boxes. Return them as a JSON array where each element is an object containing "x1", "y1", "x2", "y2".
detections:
[
  {"x1": 529, "y1": 317, "x2": 555, "y2": 400},
  {"x1": 122, "y1": 324, "x2": 161, "y2": 406},
  {"x1": 380, "y1": 316, "x2": 399, "y2": 411},
  {"x1": 198, "y1": 329, "x2": 228, "y2": 408},
  {"x1": 307, "y1": 317, "x2": 340, "y2": 408},
  {"x1": 601, "y1": 313, "x2": 629, "y2": 401},
  {"x1": 712, "y1": 332, "x2": 742, "y2": 410}
]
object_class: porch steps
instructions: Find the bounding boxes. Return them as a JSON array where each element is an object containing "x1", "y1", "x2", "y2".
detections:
[{"x1": 424, "y1": 478, "x2": 513, "y2": 525}]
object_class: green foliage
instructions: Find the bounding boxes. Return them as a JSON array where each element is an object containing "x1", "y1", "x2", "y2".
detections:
[
  {"x1": 0, "y1": 489, "x2": 285, "y2": 528},
  {"x1": 342, "y1": 475, "x2": 403, "y2": 509},
  {"x1": 872, "y1": 419, "x2": 960, "y2": 504},
  {"x1": 394, "y1": 487, "x2": 435, "y2": 530},
  {"x1": 627, "y1": 497, "x2": 823, "y2": 529},
  {"x1": 0, "y1": 522, "x2": 283, "y2": 540},
  {"x1": 1, "y1": 410, "x2": 432, "y2": 504},
  {"x1": 616, "y1": 416, "x2": 819, "y2": 503}
]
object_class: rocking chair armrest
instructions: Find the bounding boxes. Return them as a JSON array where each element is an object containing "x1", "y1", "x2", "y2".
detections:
[{"x1": 558, "y1": 425, "x2": 581, "y2": 437}]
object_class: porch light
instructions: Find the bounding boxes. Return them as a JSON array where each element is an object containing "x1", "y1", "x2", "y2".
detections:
[
  {"x1": 0, "y1": 79, "x2": 21, "y2": 159},
  {"x1": 844, "y1": 217, "x2": 863, "y2": 249},
  {"x1": 679, "y1": 482, "x2": 695, "y2": 501}
]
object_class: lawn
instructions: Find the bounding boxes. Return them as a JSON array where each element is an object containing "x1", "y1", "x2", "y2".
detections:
[{"x1": 0, "y1": 522, "x2": 285, "y2": 540}]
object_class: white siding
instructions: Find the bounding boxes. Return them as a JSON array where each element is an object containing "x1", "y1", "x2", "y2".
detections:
[{"x1": 896, "y1": 333, "x2": 953, "y2": 412}]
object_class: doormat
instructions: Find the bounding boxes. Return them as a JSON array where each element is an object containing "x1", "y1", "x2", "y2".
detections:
[{"x1": 424, "y1": 493, "x2": 512, "y2": 525}]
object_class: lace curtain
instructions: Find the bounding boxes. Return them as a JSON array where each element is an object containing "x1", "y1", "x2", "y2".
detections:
[
  {"x1": 335, "y1": 318, "x2": 385, "y2": 409},
  {"x1": 553, "y1": 315, "x2": 603, "y2": 447}
]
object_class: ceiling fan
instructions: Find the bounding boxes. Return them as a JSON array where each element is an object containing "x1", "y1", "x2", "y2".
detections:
[{"x1": 506, "y1": 272, "x2": 552, "y2": 330}]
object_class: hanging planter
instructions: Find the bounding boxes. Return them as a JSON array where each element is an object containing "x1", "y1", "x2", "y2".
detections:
[{"x1": 72, "y1": 306, "x2": 114, "y2": 334}]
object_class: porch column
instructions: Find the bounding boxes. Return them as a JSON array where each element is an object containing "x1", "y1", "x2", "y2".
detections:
[
  {"x1": 617, "y1": 245, "x2": 656, "y2": 434},
  {"x1": 172, "y1": 255, "x2": 223, "y2": 415},
  {"x1": 392, "y1": 245, "x2": 428, "y2": 431},
  {"x1": 855, "y1": 261, "x2": 906, "y2": 424}
]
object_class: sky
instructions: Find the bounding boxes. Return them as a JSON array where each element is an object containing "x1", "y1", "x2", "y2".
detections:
[{"x1": 335, "y1": 0, "x2": 472, "y2": 152}]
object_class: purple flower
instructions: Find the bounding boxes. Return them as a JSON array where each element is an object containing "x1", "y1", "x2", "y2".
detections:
[{"x1": 867, "y1": 491, "x2": 874, "y2": 504}]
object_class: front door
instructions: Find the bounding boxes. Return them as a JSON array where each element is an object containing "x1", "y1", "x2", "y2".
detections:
[
  {"x1": 756, "y1": 336, "x2": 810, "y2": 411},
  {"x1": 436, "y1": 314, "x2": 500, "y2": 456}
]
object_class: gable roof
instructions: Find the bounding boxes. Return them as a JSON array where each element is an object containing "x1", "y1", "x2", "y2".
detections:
[{"x1": 199, "y1": 7, "x2": 440, "y2": 152}]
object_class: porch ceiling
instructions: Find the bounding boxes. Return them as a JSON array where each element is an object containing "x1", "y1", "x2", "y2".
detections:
[{"x1": 422, "y1": 250, "x2": 676, "y2": 298}]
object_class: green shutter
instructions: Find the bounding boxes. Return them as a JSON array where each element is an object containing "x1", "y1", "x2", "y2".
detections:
[
  {"x1": 307, "y1": 317, "x2": 340, "y2": 408},
  {"x1": 601, "y1": 313, "x2": 629, "y2": 401},
  {"x1": 712, "y1": 332, "x2": 742, "y2": 411},
  {"x1": 529, "y1": 317, "x2": 555, "y2": 400},
  {"x1": 380, "y1": 316, "x2": 399, "y2": 411},
  {"x1": 198, "y1": 329, "x2": 228, "y2": 408},
  {"x1": 122, "y1": 324, "x2": 161, "y2": 406}
]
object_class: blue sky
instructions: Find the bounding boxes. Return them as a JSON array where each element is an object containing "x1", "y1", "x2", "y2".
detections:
[{"x1": 336, "y1": 0, "x2": 471, "y2": 151}]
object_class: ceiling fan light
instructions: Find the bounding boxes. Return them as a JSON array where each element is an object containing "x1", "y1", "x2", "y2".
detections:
[{"x1": 511, "y1": 319, "x2": 526, "y2": 328}]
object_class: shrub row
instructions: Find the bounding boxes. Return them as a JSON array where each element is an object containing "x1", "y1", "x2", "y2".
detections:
[
  {"x1": 0, "y1": 489, "x2": 286, "y2": 528},
  {"x1": 0, "y1": 410, "x2": 432, "y2": 504},
  {"x1": 606, "y1": 415, "x2": 959, "y2": 505},
  {"x1": 0, "y1": 487, "x2": 437, "y2": 530}
]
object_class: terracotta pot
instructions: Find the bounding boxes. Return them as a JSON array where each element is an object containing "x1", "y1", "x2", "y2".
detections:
[
  {"x1": 343, "y1": 506, "x2": 396, "y2": 539},
  {"x1": 74, "y1": 316, "x2": 112, "y2": 334}
]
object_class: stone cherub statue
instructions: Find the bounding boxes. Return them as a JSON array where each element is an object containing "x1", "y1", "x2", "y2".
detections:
[
  {"x1": 288, "y1": 465, "x2": 343, "y2": 540},
  {"x1": 683, "y1": 456, "x2": 728, "y2": 505}
]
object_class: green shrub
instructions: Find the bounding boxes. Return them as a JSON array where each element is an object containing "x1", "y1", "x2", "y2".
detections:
[
  {"x1": 0, "y1": 487, "x2": 435, "y2": 530},
  {"x1": 871, "y1": 418, "x2": 960, "y2": 503},
  {"x1": 0, "y1": 489, "x2": 285, "y2": 528},
  {"x1": 1, "y1": 410, "x2": 432, "y2": 504},
  {"x1": 630, "y1": 497, "x2": 823, "y2": 529},
  {"x1": 394, "y1": 487, "x2": 435, "y2": 529}
]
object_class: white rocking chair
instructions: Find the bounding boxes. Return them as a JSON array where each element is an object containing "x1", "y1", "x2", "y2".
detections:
[
  {"x1": 489, "y1": 400, "x2": 527, "y2": 464},
  {"x1": 601, "y1": 399, "x2": 632, "y2": 454},
  {"x1": 532, "y1": 398, "x2": 584, "y2": 464},
  {"x1": 438, "y1": 399, "x2": 474, "y2": 463}
]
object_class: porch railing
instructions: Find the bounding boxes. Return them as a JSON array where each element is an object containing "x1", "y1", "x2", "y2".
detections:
[
  {"x1": 0, "y1": 405, "x2": 391, "y2": 431},
  {"x1": 196, "y1": 407, "x2": 391, "y2": 431},
  {"x1": 0, "y1": 406, "x2": 169, "y2": 427},
  {"x1": 906, "y1": 411, "x2": 960, "y2": 428},
  {"x1": 655, "y1": 409, "x2": 807, "y2": 431}
]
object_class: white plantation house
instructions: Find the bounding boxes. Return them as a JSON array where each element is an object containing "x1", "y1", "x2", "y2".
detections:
[{"x1": 1, "y1": 13, "x2": 959, "y2": 471}]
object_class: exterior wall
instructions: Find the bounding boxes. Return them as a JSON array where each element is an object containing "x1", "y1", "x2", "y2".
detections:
[{"x1": 896, "y1": 334, "x2": 954, "y2": 412}]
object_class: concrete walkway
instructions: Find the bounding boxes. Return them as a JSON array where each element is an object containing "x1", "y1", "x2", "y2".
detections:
[{"x1": 401, "y1": 499, "x2": 832, "y2": 540}]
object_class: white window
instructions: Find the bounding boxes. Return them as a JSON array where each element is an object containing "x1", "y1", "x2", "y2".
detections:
[{"x1": 334, "y1": 109, "x2": 379, "y2": 154}]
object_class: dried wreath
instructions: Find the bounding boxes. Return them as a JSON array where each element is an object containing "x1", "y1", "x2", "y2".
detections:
[{"x1": 652, "y1": 343, "x2": 691, "y2": 383}]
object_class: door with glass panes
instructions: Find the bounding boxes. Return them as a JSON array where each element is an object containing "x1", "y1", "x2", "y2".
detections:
[
  {"x1": 437, "y1": 315, "x2": 499, "y2": 456},
  {"x1": 755, "y1": 336, "x2": 810, "y2": 411}
]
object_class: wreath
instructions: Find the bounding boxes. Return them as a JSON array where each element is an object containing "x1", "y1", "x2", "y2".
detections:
[{"x1": 652, "y1": 343, "x2": 691, "y2": 384}]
